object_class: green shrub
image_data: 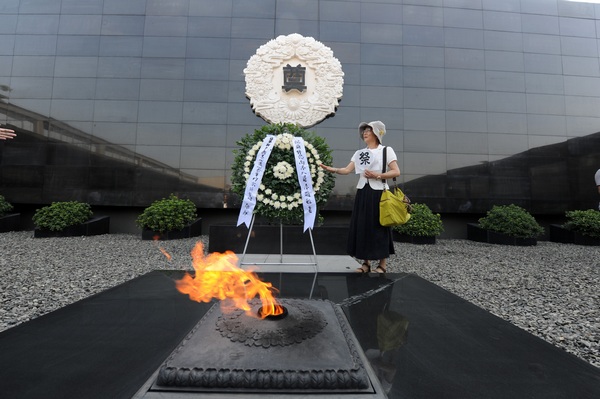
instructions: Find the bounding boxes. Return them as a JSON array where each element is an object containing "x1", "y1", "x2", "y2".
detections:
[
  {"x1": 392, "y1": 203, "x2": 444, "y2": 237},
  {"x1": 563, "y1": 209, "x2": 600, "y2": 239},
  {"x1": 33, "y1": 201, "x2": 93, "y2": 231},
  {"x1": 478, "y1": 204, "x2": 544, "y2": 238},
  {"x1": 0, "y1": 195, "x2": 14, "y2": 217},
  {"x1": 136, "y1": 194, "x2": 197, "y2": 233}
]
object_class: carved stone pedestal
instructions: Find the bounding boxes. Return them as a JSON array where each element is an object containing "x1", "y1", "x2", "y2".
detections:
[{"x1": 135, "y1": 299, "x2": 386, "y2": 398}]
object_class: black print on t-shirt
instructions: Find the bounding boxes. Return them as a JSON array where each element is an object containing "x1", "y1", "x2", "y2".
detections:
[{"x1": 359, "y1": 151, "x2": 371, "y2": 166}]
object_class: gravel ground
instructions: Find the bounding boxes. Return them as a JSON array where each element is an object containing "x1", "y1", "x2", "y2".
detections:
[{"x1": 0, "y1": 231, "x2": 598, "y2": 370}]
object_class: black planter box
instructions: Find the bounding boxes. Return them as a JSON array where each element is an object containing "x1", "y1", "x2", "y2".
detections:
[
  {"x1": 209, "y1": 224, "x2": 348, "y2": 255},
  {"x1": 467, "y1": 223, "x2": 536, "y2": 246},
  {"x1": 34, "y1": 216, "x2": 110, "y2": 238},
  {"x1": 393, "y1": 231, "x2": 436, "y2": 245},
  {"x1": 549, "y1": 224, "x2": 600, "y2": 246},
  {"x1": 549, "y1": 224, "x2": 574, "y2": 244},
  {"x1": 466, "y1": 223, "x2": 488, "y2": 243},
  {"x1": 0, "y1": 213, "x2": 20, "y2": 233},
  {"x1": 142, "y1": 218, "x2": 202, "y2": 240}
]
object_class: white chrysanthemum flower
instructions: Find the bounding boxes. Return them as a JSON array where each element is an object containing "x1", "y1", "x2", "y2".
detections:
[
  {"x1": 259, "y1": 184, "x2": 265, "y2": 190},
  {"x1": 273, "y1": 161, "x2": 294, "y2": 180},
  {"x1": 271, "y1": 193, "x2": 278, "y2": 200},
  {"x1": 273, "y1": 201, "x2": 281, "y2": 209},
  {"x1": 294, "y1": 193, "x2": 301, "y2": 199},
  {"x1": 287, "y1": 195, "x2": 294, "y2": 202},
  {"x1": 248, "y1": 149, "x2": 256, "y2": 156},
  {"x1": 317, "y1": 177, "x2": 324, "y2": 184},
  {"x1": 244, "y1": 161, "x2": 251, "y2": 167},
  {"x1": 243, "y1": 173, "x2": 249, "y2": 179},
  {"x1": 265, "y1": 188, "x2": 272, "y2": 195},
  {"x1": 276, "y1": 133, "x2": 294, "y2": 150},
  {"x1": 279, "y1": 195, "x2": 286, "y2": 201},
  {"x1": 288, "y1": 203, "x2": 294, "y2": 210},
  {"x1": 244, "y1": 167, "x2": 250, "y2": 173},
  {"x1": 257, "y1": 194, "x2": 264, "y2": 201}
]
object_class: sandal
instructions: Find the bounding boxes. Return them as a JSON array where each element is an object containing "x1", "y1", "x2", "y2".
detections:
[
  {"x1": 356, "y1": 262, "x2": 370, "y2": 273},
  {"x1": 374, "y1": 266, "x2": 386, "y2": 274}
]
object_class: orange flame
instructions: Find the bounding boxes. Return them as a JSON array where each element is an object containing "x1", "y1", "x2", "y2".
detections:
[{"x1": 175, "y1": 242, "x2": 284, "y2": 318}]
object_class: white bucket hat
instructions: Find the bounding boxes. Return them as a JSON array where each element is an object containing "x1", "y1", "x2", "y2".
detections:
[{"x1": 358, "y1": 121, "x2": 386, "y2": 144}]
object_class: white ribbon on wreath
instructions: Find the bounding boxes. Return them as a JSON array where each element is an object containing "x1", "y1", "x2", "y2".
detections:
[
  {"x1": 292, "y1": 137, "x2": 316, "y2": 231},
  {"x1": 237, "y1": 135, "x2": 276, "y2": 228}
]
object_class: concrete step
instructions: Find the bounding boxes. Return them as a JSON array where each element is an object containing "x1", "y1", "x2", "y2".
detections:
[{"x1": 237, "y1": 254, "x2": 360, "y2": 273}]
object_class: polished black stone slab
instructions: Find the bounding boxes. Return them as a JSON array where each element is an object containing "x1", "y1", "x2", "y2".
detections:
[{"x1": 0, "y1": 271, "x2": 598, "y2": 399}]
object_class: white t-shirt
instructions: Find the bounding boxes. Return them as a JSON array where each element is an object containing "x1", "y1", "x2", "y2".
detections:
[
  {"x1": 595, "y1": 169, "x2": 600, "y2": 186},
  {"x1": 351, "y1": 145, "x2": 398, "y2": 190}
]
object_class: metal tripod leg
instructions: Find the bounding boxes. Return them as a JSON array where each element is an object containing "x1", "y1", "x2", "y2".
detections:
[{"x1": 239, "y1": 216, "x2": 319, "y2": 299}]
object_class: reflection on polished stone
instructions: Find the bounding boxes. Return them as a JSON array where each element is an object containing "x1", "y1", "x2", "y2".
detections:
[
  {"x1": 2, "y1": 97, "x2": 600, "y2": 213},
  {"x1": 0, "y1": 270, "x2": 598, "y2": 399}
]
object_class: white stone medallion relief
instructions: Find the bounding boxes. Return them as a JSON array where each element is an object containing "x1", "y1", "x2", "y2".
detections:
[{"x1": 244, "y1": 33, "x2": 345, "y2": 128}]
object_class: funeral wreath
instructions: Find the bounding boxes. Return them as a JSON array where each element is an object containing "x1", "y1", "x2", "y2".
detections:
[{"x1": 231, "y1": 123, "x2": 335, "y2": 225}]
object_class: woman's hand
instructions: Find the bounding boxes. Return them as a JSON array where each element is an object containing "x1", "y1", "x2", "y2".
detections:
[
  {"x1": 364, "y1": 170, "x2": 380, "y2": 180},
  {"x1": 0, "y1": 128, "x2": 16, "y2": 140},
  {"x1": 320, "y1": 163, "x2": 336, "y2": 173}
]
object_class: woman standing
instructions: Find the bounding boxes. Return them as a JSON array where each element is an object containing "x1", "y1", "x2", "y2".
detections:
[{"x1": 320, "y1": 121, "x2": 401, "y2": 273}]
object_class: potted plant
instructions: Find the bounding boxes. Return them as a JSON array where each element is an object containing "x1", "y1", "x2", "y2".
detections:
[
  {"x1": 33, "y1": 201, "x2": 109, "y2": 237},
  {"x1": 468, "y1": 204, "x2": 544, "y2": 246},
  {"x1": 550, "y1": 209, "x2": 600, "y2": 246},
  {"x1": 392, "y1": 203, "x2": 444, "y2": 244},
  {"x1": 0, "y1": 195, "x2": 20, "y2": 232},
  {"x1": 137, "y1": 194, "x2": 201, "y2": 240}
]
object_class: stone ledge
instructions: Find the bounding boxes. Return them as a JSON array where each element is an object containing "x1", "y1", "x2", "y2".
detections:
[{"x1": 209, "y1": 224, "x2": 348, "y2": 255}]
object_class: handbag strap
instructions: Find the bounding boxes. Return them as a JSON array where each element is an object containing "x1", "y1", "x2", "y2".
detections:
[{"x1": 382, "y1": 146, "x2": 398, "y2": 190}]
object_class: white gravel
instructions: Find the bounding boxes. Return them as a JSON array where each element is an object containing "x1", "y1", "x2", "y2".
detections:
[{"x1": 0, "y1": 231, "x2": 598, "y2": 369}]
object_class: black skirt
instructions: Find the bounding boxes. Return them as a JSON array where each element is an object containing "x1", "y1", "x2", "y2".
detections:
[{"x1": 346, "y1": 183, "x2": 395, "y2": 260}]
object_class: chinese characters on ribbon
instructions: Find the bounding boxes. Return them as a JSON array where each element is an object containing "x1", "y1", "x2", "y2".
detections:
[
  {"x1": 236, "y1": 135, "x2": 276, "y2": 228},
  {"x1": 292, "y1": 137, "x2": 316, "y2": 231}
]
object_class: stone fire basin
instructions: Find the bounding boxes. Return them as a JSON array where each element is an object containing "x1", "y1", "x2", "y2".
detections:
[{"x1": 137, "y1": 298, "x2": 386, "y2": 398}]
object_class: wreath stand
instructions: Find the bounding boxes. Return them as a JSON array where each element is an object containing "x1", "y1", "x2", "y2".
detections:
[{"x1": 239, "y1": 215, "x2": 319, "y2": 299}]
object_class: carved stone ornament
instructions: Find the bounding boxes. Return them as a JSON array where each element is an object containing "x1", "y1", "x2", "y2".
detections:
[
  {"x1": 153, "y1": 299, "x2": 372, "y2": 393},
  {"x1": 244, "y1": 33, "x2": 345, "y2": 128},
  {"x1": 215, "y1": 298, "x2": 328, "y2": 348}
]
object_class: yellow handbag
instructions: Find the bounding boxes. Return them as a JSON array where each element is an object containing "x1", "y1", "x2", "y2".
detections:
[
  {"x1": 380, "y1": 186, "x2": 411, "y2": 227},
  {"x1": 379, "y1": 147, "x2": 411, "y2": 227}
]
